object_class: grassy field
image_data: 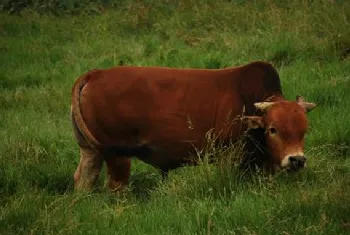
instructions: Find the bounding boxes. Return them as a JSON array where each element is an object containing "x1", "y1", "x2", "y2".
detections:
[{"x1": 1, "y1": 0, "x2": 350, "y2": 234}]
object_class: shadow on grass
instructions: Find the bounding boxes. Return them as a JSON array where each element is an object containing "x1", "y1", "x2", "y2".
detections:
[
  {"x1": 32, "y1": 165, "x2": 162, "y2": 200},
  {"x1": 128, "y1": 171, "x2": 162, "y2": 201},
  {"x1": 17, "y1": 164, "x2": 75, "y2": 195},
  {"x1": 32, "y1": 173, "x2": 74, "y2": 195}
]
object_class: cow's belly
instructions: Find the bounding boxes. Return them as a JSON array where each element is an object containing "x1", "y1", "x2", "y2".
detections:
[
  {"x1": 102, "y1": 136, "x2": 199, "y2": 171},
  {"x1": 136, "y1": 140, "x2": 198, "y2": 170}
]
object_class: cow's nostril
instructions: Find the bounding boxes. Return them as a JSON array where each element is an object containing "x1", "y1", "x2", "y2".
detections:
[{"x1": 288, "y1": 156, "x2": 306, "y2": 170}]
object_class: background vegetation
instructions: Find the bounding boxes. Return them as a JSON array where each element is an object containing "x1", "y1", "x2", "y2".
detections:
[{"x1": 1, "y1": 0, "x2": 349, "y2": 234}]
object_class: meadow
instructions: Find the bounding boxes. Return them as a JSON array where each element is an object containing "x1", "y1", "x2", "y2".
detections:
[{"x1": 0, "y1": 0, "x2": 350, "y2": 234}]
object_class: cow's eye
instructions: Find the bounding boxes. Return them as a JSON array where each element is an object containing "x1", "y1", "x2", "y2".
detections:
[{"x1": 269, "y1": 127, "x2": 277, "y2": 135}]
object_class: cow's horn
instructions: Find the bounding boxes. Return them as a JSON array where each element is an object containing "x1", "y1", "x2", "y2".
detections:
[
  {"x1": 296, "y1": 95, "x2": 317, "y2": 112},
  {"x1": 254, "y1": 102, "x2": 274, "y2": 112}
]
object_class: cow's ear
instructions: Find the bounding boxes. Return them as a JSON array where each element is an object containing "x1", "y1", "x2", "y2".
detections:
[
  {"x1": 296, "y1": 95, "x2": 317, "y2": 113},
  {"x1": 242, "y1": 116, "x2": 265, "y2": 129}
]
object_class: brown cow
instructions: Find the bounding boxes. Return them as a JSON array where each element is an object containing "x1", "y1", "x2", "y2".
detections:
[{"x1": 71, "y1": 61, "x2": 316, "y2": 191}]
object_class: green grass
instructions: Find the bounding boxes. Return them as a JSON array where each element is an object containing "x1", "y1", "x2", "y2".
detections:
[{"x1": 1, "y1": 0, "x2": 350, "y2": 234}]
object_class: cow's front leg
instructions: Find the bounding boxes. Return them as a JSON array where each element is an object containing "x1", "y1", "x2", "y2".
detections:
[
  {"x1": 74, "y1": 147, "x2": 103, "y2": 191},
  {"x1": 105, "y1": 157, "x2": 131, "y2": 192}
]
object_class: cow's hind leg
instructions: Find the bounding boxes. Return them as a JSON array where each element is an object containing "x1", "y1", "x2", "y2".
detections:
[
  {"x1": 74, "y1": 147, "x2": 103, "y2": 191},
  {"x1": 105, "y1": 157, "x2": 131, "y2": 192}
]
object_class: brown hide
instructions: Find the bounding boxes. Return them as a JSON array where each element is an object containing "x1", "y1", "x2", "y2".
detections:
[{"x1": 72, "y1": 61, "x2": 282, "y2": 171}]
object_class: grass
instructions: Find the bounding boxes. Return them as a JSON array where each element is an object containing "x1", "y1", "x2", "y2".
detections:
[{"x1": 1, "y1": 0, "x2": 350, "y2": 234}]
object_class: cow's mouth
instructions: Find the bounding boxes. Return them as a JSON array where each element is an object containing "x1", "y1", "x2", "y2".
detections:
[
  {"x1": 279, "y1": 155, "x2": 306, "y2": 172},
  {"x1": 277, "y1": 163, "x2": 306, "y2": 173},
  {"x1": 283, "y1": 162, "x2": 306, "y2": 172}
]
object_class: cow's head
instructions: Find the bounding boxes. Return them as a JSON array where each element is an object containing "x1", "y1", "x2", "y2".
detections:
[{"x1": 243, "y1": 96, "x2": 316, "y2": 172}]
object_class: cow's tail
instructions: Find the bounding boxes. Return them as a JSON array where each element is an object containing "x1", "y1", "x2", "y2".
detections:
[{"x1": 71, "y1": 70, "x2": 102, "y2": 150}]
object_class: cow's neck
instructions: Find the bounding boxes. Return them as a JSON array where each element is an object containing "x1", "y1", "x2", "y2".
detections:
[{"x1": 240, "y1": 128, "x2": 271, "y2": 171}]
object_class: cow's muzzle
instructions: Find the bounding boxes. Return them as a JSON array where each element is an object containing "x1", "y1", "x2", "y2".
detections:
[{"x1": 287, "y1": 155, "x2": 306, "y2": 172}]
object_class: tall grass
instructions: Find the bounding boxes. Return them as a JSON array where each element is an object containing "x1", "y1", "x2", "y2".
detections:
[{"x1": 1, "y1": 0, "x2": 349, "y2": 234}]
